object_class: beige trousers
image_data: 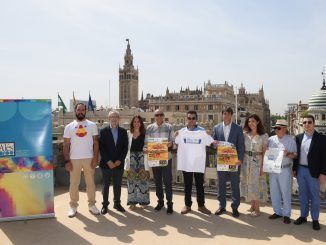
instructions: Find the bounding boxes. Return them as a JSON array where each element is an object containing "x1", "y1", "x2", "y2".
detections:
[{"x1": 69, "y1": 158, "x2": 96, "y2": 208}]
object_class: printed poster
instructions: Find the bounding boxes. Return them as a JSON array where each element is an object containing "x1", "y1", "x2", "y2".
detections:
[
  {"x1": 263, "y1": 148, "x2": 283, "y2": 173},
  {"x1": 0, "y1": 99, "x2": 54, "y2": 222},
  {"x1": 147, "y1": 138, "x2": 168, "y2": 167},
  {"x1": 217, "y1": 141, "x2": 238, "y2": 172}
]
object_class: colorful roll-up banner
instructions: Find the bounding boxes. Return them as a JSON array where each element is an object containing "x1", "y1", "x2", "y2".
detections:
[{"x1": 0, "y1": 99, "x2": 54, "y2": 222}]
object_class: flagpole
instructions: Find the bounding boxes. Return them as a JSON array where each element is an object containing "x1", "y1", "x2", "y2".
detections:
[
  {"x1": 235, "y1": 86, "x2": 238, "y2": 124},
  {"x1": 57, "y1": 92, "x2": 60, "y2": 126},
  {"x1": 109, "y1": 80, "x2": 111, "y2": 109}
]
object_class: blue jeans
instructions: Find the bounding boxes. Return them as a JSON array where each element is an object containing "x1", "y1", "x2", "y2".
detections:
[
  {"x1": 269, "y1": 167, "x2": 292, "y2": 217},
  {"x1": 297, "y1": 166, "x2": 320, "y2": 220},
  {"x1": 217, "y1": 170, "x2": 240, "y2": 210}
]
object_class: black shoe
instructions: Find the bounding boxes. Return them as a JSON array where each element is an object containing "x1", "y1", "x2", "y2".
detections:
[
  {"x1": 283, "y1": 216, "x2": 291, "y2": 224},
  {"x1": 154, "y1": 202, "x2": 164, "y2": 212},
  {"x1": 214, "y1": 207, "x2": 226, "y2": 216},
  {"x1": 269, "y1": 213, "x2": 282, "y2": 219},
  {"x1": 113, "y1": 204, "x2": 125, "y2": 212},
  {"x1": 294, "y1": 217, "x2": 307, "y2": 225},
  {"x1": 232, "y1": 209, "x2": 240, "y2": 218},
  {"x1": 167, "y1": 203, "x2": 173, "y2": 215},
  {"x1": 101, "y1": 206, "x2": 108, "y2": 215},
  {"x1": 312, "y1": 220, "x2": 320, "y2": 230}
]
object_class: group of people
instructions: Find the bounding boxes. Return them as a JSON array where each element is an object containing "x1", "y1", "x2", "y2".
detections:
[{"x1": 63, "y1": 103, "x2": 326, "y2": 231}]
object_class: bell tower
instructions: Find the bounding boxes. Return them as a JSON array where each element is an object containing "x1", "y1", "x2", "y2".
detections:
[{"x1": 119, "y1": 39, "x2": 139, "y2": 108}]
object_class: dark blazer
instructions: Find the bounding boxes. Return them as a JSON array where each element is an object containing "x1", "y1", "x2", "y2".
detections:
[
  {"x1": 99, "y1": 125, "x2": 128, "y2": 170},
  {"x1": 212, "y1": 122, "x2": 245, "y2": 162},
  {"x1": 293, "y1": 130, "x2": 326, "y2": 178}
]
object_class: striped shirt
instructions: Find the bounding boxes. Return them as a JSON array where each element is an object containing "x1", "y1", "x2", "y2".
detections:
[{"x1": 145, "y1": 122, "x2": 174, "y2": 160}]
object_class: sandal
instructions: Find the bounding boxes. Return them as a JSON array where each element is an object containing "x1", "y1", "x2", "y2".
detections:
[
  {"x1": 250, "y1": 210, "x2": 261, "y2": 217},
  {"x1": 129, "y1": 204, "x2": 136, "y2": 210},
  {"x1": 247, "y1": 207, "x2": 254, "y2": 213}
]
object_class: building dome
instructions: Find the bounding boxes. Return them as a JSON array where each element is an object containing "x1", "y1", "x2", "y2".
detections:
[{"x1": 308, "y1": 77, "x2": 326, "y2": 111}]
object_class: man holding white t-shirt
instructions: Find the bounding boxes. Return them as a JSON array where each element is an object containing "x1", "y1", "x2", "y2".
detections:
[
  {"x1": 175, "y1": 111, "x2": 214, "y2": 215},
  {"x1": 267, "y1": 119, "x2": 297, "y2": 224},
  {"x1": 63, "y1": 103, "x2": 100, "y2": 218}
]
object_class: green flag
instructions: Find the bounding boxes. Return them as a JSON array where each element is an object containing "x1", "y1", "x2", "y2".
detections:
[{"x1": 58, "y1": 94, "x2": 67, "y2": 113}]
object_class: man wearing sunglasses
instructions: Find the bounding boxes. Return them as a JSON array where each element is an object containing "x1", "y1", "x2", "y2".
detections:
[
  {"x1": 293, "y1": 115, "x2": 326, "y2": 230},
  {"x1": 144, "y1": 109, "x2": 174, "y2": 214},
  {"x1": 267, "y1": 119, "x2": 297, "y2": 224},
  {"x1": 176, "y1": 111, "x2": 212, "y2": 215}
]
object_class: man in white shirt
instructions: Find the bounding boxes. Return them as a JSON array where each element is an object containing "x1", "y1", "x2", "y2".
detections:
[
  {"x1": 63, "y1": 103, "x2": 100, "y2": 218},
  {"x1": 293, "y1": 115, "x2": 326, "y2": 230},
  {"x1": 175, "y1": 111, "x2": 213, "y2": 215},
  {"x1": 267, "y1": 120, "x2": 297, "y2": 224}
]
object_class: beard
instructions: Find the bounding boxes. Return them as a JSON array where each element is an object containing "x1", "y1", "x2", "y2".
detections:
[{"x1": 76, "y1": 113, "x2": 86, "y2": 121}]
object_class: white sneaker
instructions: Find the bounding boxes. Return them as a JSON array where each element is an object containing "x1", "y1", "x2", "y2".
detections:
[
  {"x1": 89, "y1": 205, "x2": 100, "y2": 215},
  {"x1": 68, "y1": 208, "x2": 77, "y2": 218}
]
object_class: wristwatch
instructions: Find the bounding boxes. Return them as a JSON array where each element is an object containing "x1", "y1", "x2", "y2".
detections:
[{"x1": 65, "y1": 159, "x2": 71, "y2": 164}]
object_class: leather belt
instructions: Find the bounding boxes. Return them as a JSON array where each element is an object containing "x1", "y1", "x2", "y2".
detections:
[
  {"x1": 281, "y1": 164, "x2": 292, "y2": 169},
  {"x1": 245, "y1": 151, "x2": 262, "y2": 157}
]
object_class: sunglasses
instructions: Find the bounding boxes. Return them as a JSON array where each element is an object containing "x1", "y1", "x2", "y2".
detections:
[
  {"x1": 187, "y1": 117, "x2": 196, "y2": 120},
  {"x1": 155, "y1": 114, "x2": 164, "y2": 117},
  {"x1": 274, "y1": 127, "x2": 283, "y2": 130},
  {"x1": 302, "y1": 121, "x2": 313, "y2": 125}
]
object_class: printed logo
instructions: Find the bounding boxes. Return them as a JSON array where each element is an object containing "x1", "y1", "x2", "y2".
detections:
[
  {"x1": 183, "y1": 138, "x2": 201, "y2": 144},
  {"x1": 75, "y1": 125, "x2": 87, "y2": 137},
  {"x1": 0, "y1": 142, "x2": 15, "y2": 157}
]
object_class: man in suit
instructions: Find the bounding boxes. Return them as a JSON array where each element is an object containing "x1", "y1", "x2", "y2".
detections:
[
  {"x1": 99, "y1": 110, "x2": 128, "y2": 214},
  {"x1": 212, "y1": 107, "x2": 245, "y2": 217},
  {"x1": 293, "y1": 115, "x2": 326, "y2": 230}
]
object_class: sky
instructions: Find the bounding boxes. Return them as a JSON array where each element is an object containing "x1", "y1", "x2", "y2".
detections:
[{"x1": 1, "y1": 0, "x2": 326, "y2": 115}]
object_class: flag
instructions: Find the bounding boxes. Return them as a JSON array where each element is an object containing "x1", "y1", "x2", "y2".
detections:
[
  {"x1": 58, "y1": 93, "x2": 67, "y2": 114},
  {"x1": 73, "y1": 91, "x2": 77, "y2": 109},
  {"x1": 88, "y1": 92, "x2": 94, "y2": 112}
]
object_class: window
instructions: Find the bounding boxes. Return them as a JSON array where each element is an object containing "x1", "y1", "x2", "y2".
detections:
[
  {"x1": 185, "y1": 105, "x2": 189, "y2": 111},
  {"x1": 315, "y1": 115, "x2": 319, "y2": 120},
  {"x1": 322, "y1": 114, "x2": 326, "y2": 121},
  {"x1": 208, "y1": 104, "x2": 213, "y2": 110},
  {"x1": 194, "y1": 105, "x2": 199, "y2": 110},
  {"x1": 155, "y1": 105, "x2": 159, "y2": 110},
  {"x1": 175, "y1": 105, "x2": 180, "y2": 111},
  {"x1": 166, "y1": 105, "x2": 170, "y2": 111},
  {"x1": 208, "y1": 115, "x2": 213, "y2": 121}
]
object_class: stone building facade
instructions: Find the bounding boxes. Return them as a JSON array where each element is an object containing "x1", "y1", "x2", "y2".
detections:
[
  {"x1": 287, "y1": 68, "x2": 326, "y2": 135},
  {"x1": 140, "y1": 81, "x2": 270, "y2": 131}
]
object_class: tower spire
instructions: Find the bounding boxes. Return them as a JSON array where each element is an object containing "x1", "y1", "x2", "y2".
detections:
[
  {"x1": 322, "y1": 65, "x2": 326, "y2": 90},
  {"x1": 124, "y1": 38, "x2": 133, "y2": 68}
]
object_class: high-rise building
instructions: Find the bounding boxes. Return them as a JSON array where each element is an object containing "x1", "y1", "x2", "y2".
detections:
[{"x1": 119, "y1": 39, "x2": 139, "y2": 108}]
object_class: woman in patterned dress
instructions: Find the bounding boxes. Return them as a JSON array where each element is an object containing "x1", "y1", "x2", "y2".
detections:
[
  {"x1": 240, "y1": 114, "x2": 269, "y2": 217},
  {"x1": 125, "y1": 115, "x2": 150, "y2": 210}
]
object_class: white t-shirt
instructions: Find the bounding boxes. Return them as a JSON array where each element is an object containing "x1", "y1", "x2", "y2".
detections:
[
  {"x1": 175, "y1": 130, "x2": 214, "y2": 173},
  {"x1": 63, "y1": 119, "x2": 98, "y2": 159}
]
